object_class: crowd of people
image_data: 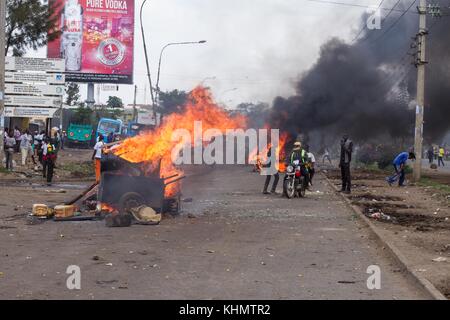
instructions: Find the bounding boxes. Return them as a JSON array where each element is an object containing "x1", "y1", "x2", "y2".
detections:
[
  {"x1": 2, "y1": 126, "x2": 64, "y2": 186},
  {"x1": 426, "y1": 145, "x2": 447, "y2": 167}
]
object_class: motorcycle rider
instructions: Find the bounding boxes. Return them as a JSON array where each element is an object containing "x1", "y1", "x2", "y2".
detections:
[{"x1": 288, "y1": 141, "x2": 309, "y2": 186}]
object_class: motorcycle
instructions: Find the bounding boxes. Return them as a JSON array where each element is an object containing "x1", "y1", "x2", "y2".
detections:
[{"x1": 283, "y1": 160, "x2": 307, "y2": 199}]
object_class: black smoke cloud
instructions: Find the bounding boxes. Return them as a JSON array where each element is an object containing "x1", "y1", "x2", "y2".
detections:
[{"x1": 270, "y1": 0, "x2": 450, "y2": 144}]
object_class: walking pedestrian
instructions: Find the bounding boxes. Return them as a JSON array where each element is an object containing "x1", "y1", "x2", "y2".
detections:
[
  {"x1": 438, "y1": 146, "x2": 445, "y2": 167},
  {"x1": 13, "y1": 127, "x2": 21, "y2": 153},
  {"x1": 323, "y1": 147, "x2": 332, "y2": 164},
  {"x1": 427, "y1": 147, "x2": 434, "y2": 164},
  {"x1": 4, "y1": 130, "x2": 16, "y2": 171},
  {"x1": 20, "y1": 130, "x2": 32, "y2": 166},
  {"x1": 93, "y1": 134, "x2": 105, "y2": 183},
  {"x1": 42, "y1": 137, "x2": 57, "y2": 186},
  {"x1": 339, "y1": 135, "x2": 353, "y2": 194}
]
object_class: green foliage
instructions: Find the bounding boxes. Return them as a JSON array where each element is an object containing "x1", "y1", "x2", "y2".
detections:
[
  {"x1": 6, "y1": 0, "x2": 61, "y2": 56},
  {"x1": 71, "y1": 103, "x2": 93, "y2": 125},
  {"x1": 234, "y1": 102, "x2": 270, "y2": 128},
  {"x1": 106, "y1": 96, "x2": 124, "y2": 109},
  {"x1": 158, "y1": 89, "x2": 188, "y2": 114},
  {"x1": 65, "y1": 83, "x2": 81, "y2": 106},
  {"x1": 357, "y1": 144, "x2": 399, "y2": 169}
]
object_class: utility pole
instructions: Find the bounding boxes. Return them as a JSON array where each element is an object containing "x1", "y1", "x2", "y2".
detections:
[
  {"x1": 0, "y1": 0, "x2": 6, "y2": 153},
  {"x1": 413, "y1": 0, "x2": 427, "y2": 182},
  {"x1": 133, "y1": 85, "x2": 137, "y2": 122}
]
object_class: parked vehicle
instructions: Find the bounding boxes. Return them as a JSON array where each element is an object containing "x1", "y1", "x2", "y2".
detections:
[
  {"x1": 96, "y1": 118, "x2": 123, "y2": 143},
  {"x1": 67, "y1": 123, "x2": 93, "y2": 148},
  {"x1": 125, "y1": 122, "x2": 155, "y2": 138}
]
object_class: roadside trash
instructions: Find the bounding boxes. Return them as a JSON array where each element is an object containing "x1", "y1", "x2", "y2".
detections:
[
  {"x1": 130, "y1": 206, "x2": 161, "y2": 225},
  {"x1": 32, "y1": 204, "x2": 49, "y2": 217},
  {"x1": 182, "y1": 198, "x2": 193, "y2": 203},
  {"x1": 207, "y1": 250, "x2": 215, "y2": 253},
  {"x1": 367, "y1": 211, "x2": 392, "y2": 221},
  {"x1": 105, "y1": 263, "x2": 113, "y2": 266},
  {"x1": 432, "y1": 257, "x2": 447, "y2": 263},
  {"x1": 54, "y1": 205, "x2": 75, "y2": 218},
  {"x1": 45, "y1": 189, "x2": 67, "y2": 194}
]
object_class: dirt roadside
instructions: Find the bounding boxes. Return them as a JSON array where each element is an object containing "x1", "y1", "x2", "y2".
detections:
[{"x1": 324, "y1": 167, "x2": 450, "y2": 298}]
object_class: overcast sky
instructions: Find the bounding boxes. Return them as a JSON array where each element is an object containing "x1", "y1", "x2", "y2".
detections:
[{"x1": 31, "y1": 0, "x2": 379, "y2": 107}]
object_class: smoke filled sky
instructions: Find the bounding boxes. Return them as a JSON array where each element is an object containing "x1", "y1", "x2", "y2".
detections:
[{"x1": 31, "y1": 0, "x2": 375, "y2": 105}]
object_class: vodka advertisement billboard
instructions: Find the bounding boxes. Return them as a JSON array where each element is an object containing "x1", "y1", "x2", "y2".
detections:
[{"x1": 47, "y1": 0, "x2": 135, "y2": 84}]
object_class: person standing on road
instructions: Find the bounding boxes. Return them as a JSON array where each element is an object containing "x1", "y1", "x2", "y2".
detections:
[
  {"x1": 93, "y1": 134, "x2": 105, "y2": 183},
  {"x1": 306, "y1": 145, "x2": 316, "y2": 187},
  {"x1": 386, "y1": 152, "x2": 416, "y2": 187},
  {"x1": 14, "y1": 127, "x2": 21, "y2": 153},
  {"x1": 42, "y1": 137, "x2": 57, "y2": 186},
  {"x1": 438, "y1": 146, "x2": 445, "y2": 167},
  {"x1": 323, "y1": 147, "x2": 332, "y2": 164},
  {"x1": 339, "y1": 135, "x2": 353, "y2": 194},
  {"x1": 4, "y1": 130, "x2": 16, "y2": 171},
  {"x1": 20, "y1": 130, "x2": 32, "y2": 166},
  {"x1": 427, "y1": 146, "x2": 434, "y2": 164},
  {"x1": 262, "y1": 146, "x2": 280, "y2": 195}
]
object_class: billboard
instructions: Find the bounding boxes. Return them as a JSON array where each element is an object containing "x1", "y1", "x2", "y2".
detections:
[{"x1": 47, "y1": 0, "x2": 135, "y2": 84}]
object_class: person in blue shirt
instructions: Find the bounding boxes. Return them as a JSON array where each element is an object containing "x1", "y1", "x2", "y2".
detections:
[{"x1": 387, "y1": 151, "x2": 416, "y2": 186}]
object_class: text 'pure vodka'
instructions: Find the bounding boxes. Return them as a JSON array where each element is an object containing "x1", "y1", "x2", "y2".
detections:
[{"x1": 61, "y1": 0, "x2": 83, "y2": 71}]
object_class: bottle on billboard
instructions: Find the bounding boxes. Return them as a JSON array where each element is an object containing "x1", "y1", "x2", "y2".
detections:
[{"x1": 60, "y1": 0, "x2": 83, "y2": 71}]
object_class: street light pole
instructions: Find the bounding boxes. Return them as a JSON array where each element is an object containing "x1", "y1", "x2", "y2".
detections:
[
  {"x1": 155, "y1": 40, "x2": 207, "y2": 104},
  {"x1": 140, "y1": 0, "x2": 155, "y2": 107},
  {"x1": 0, "y1": 0, "x2": 6, "y2": 150}
]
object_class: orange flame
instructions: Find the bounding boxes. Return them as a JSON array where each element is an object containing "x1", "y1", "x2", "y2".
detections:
[
  {"x1": 113, "y1": 86, "x2": 247, "y2": 197},
  {"x1": 249, "y1": 131, "x2": 290, "y2": 173}
]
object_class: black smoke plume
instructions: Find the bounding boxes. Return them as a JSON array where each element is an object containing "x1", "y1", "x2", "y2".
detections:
[{"x1": 270, "y1": 0, "x2": 450, "y2": 145}]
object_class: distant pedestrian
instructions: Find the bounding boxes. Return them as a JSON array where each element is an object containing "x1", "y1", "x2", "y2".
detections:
[
  {"x1": 42, "y1": 137, "x2": 57, "y2": 186},
  {"x1": 322, "y1": 148, "x2": 332, "y2": 164},
  {"x1": 306, "y1": 145, "x2": 316, "y2": 187},
  {"x1": 386, "y1": 152, "x2": 416, "y2": 187},
  {"x1": 20, "y1": 130, "x2": 32, "y2": 166},
  {"x1": 4, "y1": 130, "x2": 16, "y2": 170},
  {"x1": 427, "y1": 147, "x2": 434, "y2": 164},
  {"x1": 93, "y1": 134, "x2": 105, "y2": 183},
  {"x1": 339, "y1": 135, "x2": 353, "y2": 194},
  {"x1": 14, "y1": 127, "x2": 21, "y2": 153},
  {"x1": 438, "y1": 146, "x2": 445, "y2": 167}
]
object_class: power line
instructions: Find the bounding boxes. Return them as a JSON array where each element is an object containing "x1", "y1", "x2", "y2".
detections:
[
  {"x1": 352, "y1": 0, "x2": 385, "y2": 43},
  {"x1": 370, "y1": 0, "x2": 418, "y2": 44},
  {"x1": 305, "y1": 0, "x2": 418, "y2": 14}
]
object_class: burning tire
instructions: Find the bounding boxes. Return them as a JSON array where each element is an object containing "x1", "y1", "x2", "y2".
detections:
[{"x1": 119, "y1": 192, "x2": 145, "y2": 213}]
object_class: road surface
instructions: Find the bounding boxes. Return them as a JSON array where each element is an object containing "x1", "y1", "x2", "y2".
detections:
[{"x1": 0, "y1": 165, "x2": 428, "y2": 299}]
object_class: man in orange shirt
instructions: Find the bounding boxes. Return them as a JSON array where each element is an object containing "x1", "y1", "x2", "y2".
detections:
[{"x1": 92, "y1": 134, "x2": 105, "y2": 183}]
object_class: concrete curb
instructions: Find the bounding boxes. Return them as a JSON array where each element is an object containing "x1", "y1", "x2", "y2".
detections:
[{"x1": 323, "y1": 174, "x2": 447, "y2": 300}]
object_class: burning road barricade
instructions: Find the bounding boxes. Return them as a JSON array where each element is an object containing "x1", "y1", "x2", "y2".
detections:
[{"x1": 27, "y1": 86, "x2": 250, "y2": 227}]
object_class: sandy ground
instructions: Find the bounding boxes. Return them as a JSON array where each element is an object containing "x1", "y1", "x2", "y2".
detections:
[
  {"x1": 0, "y1": 158, "x2": 431, "y2": 299},
  {"x1": 325, "y1": 167, "x2": 450, "y2": 298}
]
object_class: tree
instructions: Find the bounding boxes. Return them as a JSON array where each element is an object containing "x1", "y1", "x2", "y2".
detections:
[
  {"x1": 71, "y1": 103, "x2": 93, "y2": 125},
  {"x1": 6, "y1": 0, "x2": 61, "y2": 56},
  {"x1": 65, "y1": 82, "x2": 81, "y2": 106},
  {"x1": 234, "y1": 102, "x2": 270, "y2": 128},
  {"x1": 106, "y1": 96, "x2": 124, "y2": 109},
  {"x1": 158, "y1": 89, "x2": 188, "y2": 114}
]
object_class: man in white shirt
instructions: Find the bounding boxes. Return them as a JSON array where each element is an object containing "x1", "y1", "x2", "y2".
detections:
[
  {"x1": 306, "y1": 145, "x2": 316, "y2": 187},
  {"x1": 92, "y1": 134, "x2": 105, "y2": 183}
]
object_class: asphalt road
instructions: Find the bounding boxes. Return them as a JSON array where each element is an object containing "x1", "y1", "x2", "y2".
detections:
[{"x1": 0, "y1": 165, "x2": 427, "y2": 299}]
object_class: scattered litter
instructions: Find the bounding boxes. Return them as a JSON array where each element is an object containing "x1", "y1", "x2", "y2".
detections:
[
  {"x1": 182, "y1": 198, "x2": 193, "y2": 203},
  {"x1": 432, "y1": 257, "x2": 447, "y2": 263},
  {"x1": 105, "y1": 263, "x2": 113, "y2": 266},
  {"x1": 92, "y1": 255, "x2": 101, "y2": 261},
  {"x1": 261, "y1": 261, "x2": 266, "y2": 266},
  {"x1": 366, "y1": 211, "x2": 392, "y2": 221},
  {"x1": 207, "y1": 250, "x2": 215, "y2": 254},
  {"x1": 338, "y1": 280, "x2": 356, "y2": 284},
  {"x1": 45, "y1": 189, "x2": 67, "y2": 194}
]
